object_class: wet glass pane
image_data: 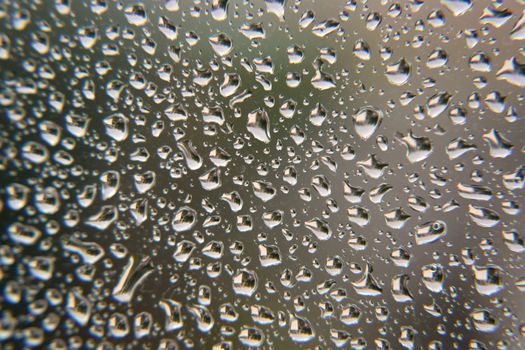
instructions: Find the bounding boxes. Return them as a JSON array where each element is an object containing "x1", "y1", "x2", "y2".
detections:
[{"x1": 1, "y1": 0, "x2": 524, "y2": 349}]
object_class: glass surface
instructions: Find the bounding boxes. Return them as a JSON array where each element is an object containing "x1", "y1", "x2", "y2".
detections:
[{"x1": 0, "y1": 0, "x2": 524, "y2": 349}]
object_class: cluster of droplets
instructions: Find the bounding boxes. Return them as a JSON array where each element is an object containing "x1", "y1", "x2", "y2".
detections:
[{"x1": 0, "y1": 0, "x2": 525, "y2": 349}]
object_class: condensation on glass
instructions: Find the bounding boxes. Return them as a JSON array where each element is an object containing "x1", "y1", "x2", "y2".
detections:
[{"x1": 0, "y1": 0, "x2": 524, "y2": 349}]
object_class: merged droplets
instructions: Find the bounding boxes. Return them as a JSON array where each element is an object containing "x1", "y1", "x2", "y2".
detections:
[
  {"x1": 482, "y1": 128, "x2": 514, "y2": 158},
  {"x1": 232, "y1": 269, "x2": 258, "y2": 297},
  {"x1": 172, "y1": 206, "x2": 197, "y2": 232},
  {"x1": 312, "y1": 19, "x2": 340, "y2": 37},
  {"x1": 104, "y1": 113, "x2": 129, "y2": 142},
  {"x1": 211, "y1": 0, "x2": 229, "y2": 21},
  {"x1": 415, "y1": 221, "x2": 447, "y2": 245},
  {"x1": 124, "y1": 4, "x2": 147, "y2": 26},
  {"x1": 219, "y1": 73, "x2": 241, "y2": 97},
  {"x1": 305, "y1": 217, "x2": 332, "y2": 241},
  {"x1": 397, "y1": 131, "x2": 433, "y2": 163},
  {"x1": 258, "y1": 244, "x2": 282, "y2": 267},
  {"x1": 442, "y1": 0, "x2": 473, "y2": 16},
  {"x1": 385, "y1": 58, "x2": 410, "y2": 85},
  {"x1": 468, "y1": 205, "x2": 501, "y2": 228},
  {"x1": 471, "y1": 309, "x2": 499, "y2": 332},
  {"x1": 247, "y1": 108, "x2": 271, "y2": 143},
  {"x1": 209, "y1": 33, "x2": 232, "y2": 56},
  {"x1": 427, "y1": 92, "x2": 451, "y2": 118},
  {"x1": 289, "y1": 314, "x2": 315, "y2": 343},
  {"x1": 66, "y1": 290, "x2": 92, "y2": 326},
  {"x1": 265, "y1": 0, "x2": 286, "y2": 21},
  {"x1": 497, "y1": 57, "x2": 525, "y2": 87},
  {"x1": 352, "y1": 106, "x2": 383, "y2": 140},
  {"x1": 352, "y1": 264, "x2": 382, "y2": 296},
  {"x1": 472, "y1": 265, "x2": 504, "y2": 296},
  {"x1": 421, "y1": 264, "x2": 445, "y2": 293},
  {"x1": 158, "y1": 16, "x2": 178, "y2": 40}
]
